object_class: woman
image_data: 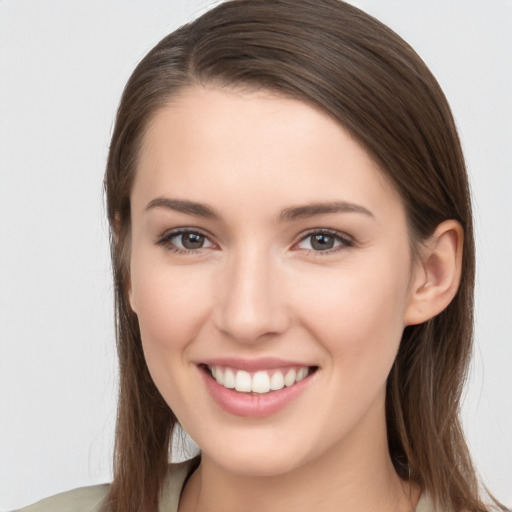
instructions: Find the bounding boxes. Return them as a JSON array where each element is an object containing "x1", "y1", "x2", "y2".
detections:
[{"x1": 14, "y1": 0, "x2": 508, "y2": 511}]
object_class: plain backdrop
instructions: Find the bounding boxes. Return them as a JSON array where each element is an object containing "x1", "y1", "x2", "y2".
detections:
[{"x1": 0, "y1": 1, "x2": 511, "y2": 510}]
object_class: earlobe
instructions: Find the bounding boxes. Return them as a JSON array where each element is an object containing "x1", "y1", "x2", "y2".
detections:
[{"x1": 404, "y1": 220, "x2": 463, "y2": 326}]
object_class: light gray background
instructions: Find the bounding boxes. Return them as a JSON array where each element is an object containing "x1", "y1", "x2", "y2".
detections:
[{"x1": 0, "y1": 1, "x2": 510, "y2": 510}]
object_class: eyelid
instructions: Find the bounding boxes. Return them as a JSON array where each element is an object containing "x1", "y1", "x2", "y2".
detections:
[
  {"x1": 155, "y1": 226, "x2": 354, "y2": 255},
  {"x1": 293, "y1": 228, "x2": 354, "y2": 254},
  {"x1": 155, "y1": 227, "x2": 217, "y2": 253}
]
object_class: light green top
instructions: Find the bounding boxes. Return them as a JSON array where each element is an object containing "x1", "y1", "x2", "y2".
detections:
[
  {"x1": 14, "y1": 458, "x2": 436, "y2": 511},
  {"x1": 416, "y1": 493, "x2": 436, "y2": 512},
  {"x1": 13, "y1": 459, "x2": 195, "y2": 512}
]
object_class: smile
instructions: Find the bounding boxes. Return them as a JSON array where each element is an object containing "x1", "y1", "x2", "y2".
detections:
[
  {"x1": 199, "y1": 359, "x2": 318, "y2": 417},
  {"x1": 206, "y1": 365, "x2": 314, "y2": 394}
]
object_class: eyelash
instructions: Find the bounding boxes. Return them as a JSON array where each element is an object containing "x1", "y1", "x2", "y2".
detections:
[
  {"x1": 295, "y1": 229, "x2": 354, "y2": 256},
  {"x1": 155, "y1": 228, "x2": 354, "y2": 255},
  {"x1": 156, "y1": 228, "x2": 215, "y2": 255}
]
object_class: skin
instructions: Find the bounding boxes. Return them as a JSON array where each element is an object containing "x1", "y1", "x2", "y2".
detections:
[{"x1": 128, "y1": 86, "x2": 462, "y2": 512}]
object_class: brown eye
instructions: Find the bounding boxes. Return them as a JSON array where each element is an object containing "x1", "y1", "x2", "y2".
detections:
[
  {"x1": 180, "y1": 232, "x2": 205, "y2": 249},
  {"x1": 295, "y1": 230, "x2": 353, "y2": 253},
  {"x1": 158, "y1": 229, "x2": 215, "y2": 253},
  {"x1": 310, "y1": 234, "x2": 335, "y2": 250}
]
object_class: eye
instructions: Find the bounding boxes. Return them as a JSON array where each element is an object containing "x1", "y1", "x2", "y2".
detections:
[
  {"x1": 157, "y1": 229, "x2": 215, "y2": 253},
  {"x1": 295, "y1": 230, "x2": 353, "y2": 253}
]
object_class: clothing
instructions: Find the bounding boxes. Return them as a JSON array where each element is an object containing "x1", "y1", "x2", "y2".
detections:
[
  {"x1": 14, "y1": 458, "x2": 435, "y2": 512},
  {"x1": 13, "y1": 458, "x2": 195, "y2": 512},
  {"x1": 416, "y1": 492, "x2": 436, "y2": 512}
]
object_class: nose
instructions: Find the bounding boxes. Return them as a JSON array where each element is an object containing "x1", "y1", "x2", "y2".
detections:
[{"x1": 213, "y1": 248, "x2": 290, "y2": 343}]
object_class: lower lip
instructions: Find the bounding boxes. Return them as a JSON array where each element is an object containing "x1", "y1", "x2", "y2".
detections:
[{"x1": 200, "y1": 367, "x2": 314, "y2": 418}]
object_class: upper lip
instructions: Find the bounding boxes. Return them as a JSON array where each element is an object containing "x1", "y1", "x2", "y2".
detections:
[{"x1": 200, "y1": 357, "x2": 313, "y2": 372}]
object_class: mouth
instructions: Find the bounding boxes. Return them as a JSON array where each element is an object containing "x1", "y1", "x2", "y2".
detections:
[{"x1": 201, "y1": 364, "x2": 318, "y2": 395}]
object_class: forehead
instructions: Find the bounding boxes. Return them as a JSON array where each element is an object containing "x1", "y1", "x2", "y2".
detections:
[{"x1": 132, "y1": 85, "x2": 403, "y2": 221}]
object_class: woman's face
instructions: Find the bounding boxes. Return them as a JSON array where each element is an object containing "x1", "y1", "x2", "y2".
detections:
[{"x1": 128, "y1": 86, "x2": 420, "y2": 476}]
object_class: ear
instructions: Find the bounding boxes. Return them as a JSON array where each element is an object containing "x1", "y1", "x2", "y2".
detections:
[{"x1": 404, "y1": 220, "x2": 464, "y2": 326}]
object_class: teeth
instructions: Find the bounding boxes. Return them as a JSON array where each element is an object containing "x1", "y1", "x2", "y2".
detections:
[
  {"x1": 296, "y1": 367, "x2": 308, "y2": 382},
  {"x1": 270, "y1": 371, "x2": 284, "y2": 391},
  {"x1": 208, "y1": 365, "x2": 311, "y2": 394},
  {"x1": 214, "y1": 366, "x2": 224, "y2": 385},
  {"x1": 235, "y1": 370, "x2": 252, "y2": 392},
  {"x1": 284, "y1": 368, "x2": 296, "y2": 387},
  {"x1": 224, "y1": 368, "x2": 235, "y2": 389},
  {"x1": 252, "y1": 371, "x2": 271, "y2": 393}
]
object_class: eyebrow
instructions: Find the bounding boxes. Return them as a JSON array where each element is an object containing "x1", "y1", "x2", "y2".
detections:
[
  {"x1": 279, "y1": 201, "x2": 374, "y2": 221},
  {"x1": 145, "y1": 198, "x2": 219, "y2": 219},
  {"x1": 145, "y1": 197, "x2": 374, "y2": 221}
]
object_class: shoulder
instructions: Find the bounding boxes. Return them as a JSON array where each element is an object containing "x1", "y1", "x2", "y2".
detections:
[
  {"x1": 415, "y1": 491, "x2": 436, "y2": 512},
  {"x1": 160, "y1": 457, "x2": 201, "y2": 511},
  {"x1": 12, "y1": 483, "x2": 109, "y2": 512},
  {"x1": 13, "y1": 457, "x2": 199, "y2": 512}
]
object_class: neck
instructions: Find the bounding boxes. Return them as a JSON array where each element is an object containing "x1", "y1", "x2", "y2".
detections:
[{"x1": 178, "y1": 395, "x2": 420, "y2": 512}]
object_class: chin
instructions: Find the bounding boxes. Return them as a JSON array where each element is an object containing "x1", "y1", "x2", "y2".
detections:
[
  {"x1": 193, "y1": 427, "x2": 323, "y2": 478},
  {"x1": 211, "y1": 449, "x2": 308, "y2": 478}
]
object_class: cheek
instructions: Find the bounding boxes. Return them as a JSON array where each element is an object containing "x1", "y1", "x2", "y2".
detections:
[
  {"x1": 129, "y1": 264, "x2": 215, "y2": 419},
  {"x1": 130, "y1": 259, "x2": 211, "y2": 363},
  {"x1": 293, "y1": 253, "x2": 411, "y2": 369}
]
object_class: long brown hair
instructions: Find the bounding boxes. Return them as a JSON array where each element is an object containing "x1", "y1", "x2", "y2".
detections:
[{"x1": 103, "y1": 1, "x2": 505, "y2": 510}]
